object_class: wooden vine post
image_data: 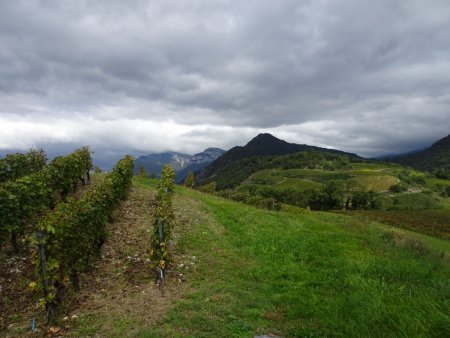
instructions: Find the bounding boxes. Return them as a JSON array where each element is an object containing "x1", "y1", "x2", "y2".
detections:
[
  {"x1": 150, "y1": 165, "x2": 175, "y2": 283},
  {"x1": 35, "y1": 232, "x2": 51, "y2": 316}
]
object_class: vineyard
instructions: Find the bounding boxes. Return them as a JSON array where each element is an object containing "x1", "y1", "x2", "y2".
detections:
[
  {"x1": 33, "y1": 155, "x2": 134, "y2": 318},
  {"x1": 0, "y1": 147, "x2": 93, "y2": 251},
  {"x1": 0, "y1": 148, "x2": 148, "y2": 332},
  {"x1": 0, "y1": 149, "x2": 47, "y2": 183},
  {"x1": 1, "y1": 148, "x2": 449, "y2": 337}
]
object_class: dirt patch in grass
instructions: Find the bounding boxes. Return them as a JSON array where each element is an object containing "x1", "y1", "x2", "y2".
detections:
[
  {"x1": 0, "y1": 251, "x2": 36, "y2": 334},
  {"x1": 263, "y1": 310, "x2": 284, "y2": 322}
]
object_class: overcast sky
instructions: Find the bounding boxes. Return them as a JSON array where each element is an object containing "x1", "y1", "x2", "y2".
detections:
[{"x1": 1, "y1": 0, "x2": 449, "y2": 166}]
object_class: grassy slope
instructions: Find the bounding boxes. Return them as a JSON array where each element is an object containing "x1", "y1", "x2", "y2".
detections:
[
  {"x1": 135, "y1": 178, "x2": 450, "y2": 338},
  {"x1": 240, "y1": 164, "x2": 450, "y2": 235}
]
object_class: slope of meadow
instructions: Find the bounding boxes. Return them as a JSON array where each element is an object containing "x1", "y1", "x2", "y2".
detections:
[
  {"x1": 136, "y1": 178, "x2": 449, "y2": 337},
  {"x1": 4, "y1": 177, "x2": 448, "y2": 337}
]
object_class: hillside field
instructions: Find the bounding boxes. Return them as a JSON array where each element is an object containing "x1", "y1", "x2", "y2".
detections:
[
  {"x1": 241, "y1": 163, "x2": 402, "y2": 193},
  {"x1": 2, "y1": 176, "x2": 449, "y2": 337},
  {"x1": 75, "y1": 177, "x2": 449, "y2": 337}
]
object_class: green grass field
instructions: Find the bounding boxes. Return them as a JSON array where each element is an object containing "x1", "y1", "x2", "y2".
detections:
[
  {"x1": 352, "y1": 174, "x2": 398, "y2": 192},
  {"x1": 131, "y1": 178, "x2": 450, "y2": 337}
]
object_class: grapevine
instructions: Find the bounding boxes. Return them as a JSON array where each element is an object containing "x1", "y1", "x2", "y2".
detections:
[
  {"x1": 149, "y1": 165, "x2": 175, "y2": 281},
  {"x1": 32, "y1": 155, "x2": 134, "y2": 319},
  {"x1": 0, "y1": 148, "x2": 47, "y2": 183},
  {"x1": 0, "y1": 147, "x2": 93, "y2": 251}
]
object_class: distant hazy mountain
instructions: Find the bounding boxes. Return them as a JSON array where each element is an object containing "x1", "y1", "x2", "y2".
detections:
[
  {"x1": 375, "y1": 149, "x2": 424, "y2": 160},
  {"x1": 134, "y1": 147, "x2": 225, "y2": 181},
  {"x1": 196, "y1": 133, "x2": 360, "y2": 186},
  {"x1": 389, "y1": 134, "x2": 450, "y2": 172}
]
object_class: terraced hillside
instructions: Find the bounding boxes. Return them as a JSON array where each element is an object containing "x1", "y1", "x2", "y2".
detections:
[
  {"x1": 241, "y1": 163, "x2": 400, "y2": 193},
  {"x1": 233, "y1": 161, "x2": 450, "y2": 238}
]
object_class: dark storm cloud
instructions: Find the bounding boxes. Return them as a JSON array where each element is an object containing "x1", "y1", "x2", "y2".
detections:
[{"x1": 0, "y1": 0, "x2": 449, "y2": 160}]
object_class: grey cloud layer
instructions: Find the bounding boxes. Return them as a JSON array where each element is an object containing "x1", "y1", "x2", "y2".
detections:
[{"x1": 0, "y1": 0, "x2": 449, "y2": 158}]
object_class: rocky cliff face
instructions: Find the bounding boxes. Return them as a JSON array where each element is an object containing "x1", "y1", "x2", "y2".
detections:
[
  {"x1": 171, "y1": 153, "x2": 191, "y2": 167},
  {"x1": 190, "y1": 148, "x2": 226, "y2": 164},
  {"x1": 134, "y1": 147, "x2": 226, "y2": 179}
]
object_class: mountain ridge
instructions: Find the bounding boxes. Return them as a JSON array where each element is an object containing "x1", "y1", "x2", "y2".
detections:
[
  {"x1": 196, "y1": 133, "x2": 361, "y2": 186},
  {"x1": 389, "y1": 134, "x2": 450, "y2": 172}
]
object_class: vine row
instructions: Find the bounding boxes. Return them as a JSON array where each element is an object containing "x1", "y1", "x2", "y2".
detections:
[
  {"x1": 0, "y1": 147, "x2": 92, "y2": 251},
  {"x1": 149, "y1": 165, "x2": 175, "y2": 281},
  {"x1": 0, "y1": 148, "x2": 47, "y2": 183},
  {"x1": 32, "y1": 155, "x2": 134, "y2": 318}
]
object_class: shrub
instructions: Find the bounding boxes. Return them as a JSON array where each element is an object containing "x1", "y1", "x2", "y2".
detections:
[
  {"x1": 434, "y1": 169, "x2": 450, "y2": 179},
  {"x1": 200, "y1": 182, "x2": 217, "y2": 193},
  {"x1": 349, "y1": 190, "x2": 380, "y2": 210},
  {"x1": 321, "y1": 180, "x2": 346, "y2": 210},
  {"x1": 184, "y1": 171, "x2": 195, "y2": 188},
  {"x1": 216, "y1": 189, "x2": 281, "y2": 211},
  {"x1": 138, "y1": 164, "x2": 148, "y2": 177},
  {"x1": 389, "y1": 183, "x2": 407, "y2": 193}
]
